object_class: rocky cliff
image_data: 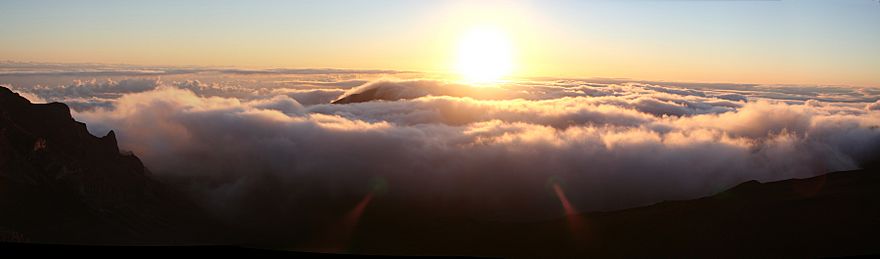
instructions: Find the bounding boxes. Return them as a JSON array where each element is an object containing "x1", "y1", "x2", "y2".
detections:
[{"x1": 0, "y1": 86, "x2": 221, "y2": 244}]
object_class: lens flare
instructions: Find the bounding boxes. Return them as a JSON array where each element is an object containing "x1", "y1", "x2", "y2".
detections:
[
  {"x1": 310, "y1": 191, "x2": 376, "y2": 253},
  {"x1": 548, "y1": 177, "x2": 590, "y2": 244},
  {"x1": 553, "y1": 183, "x2": 577, "y2": 216}
]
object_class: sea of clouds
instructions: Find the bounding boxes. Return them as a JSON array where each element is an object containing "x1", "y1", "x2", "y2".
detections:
[{"x1": 4, "y1": 62, "x2": 880, "y2": 226}]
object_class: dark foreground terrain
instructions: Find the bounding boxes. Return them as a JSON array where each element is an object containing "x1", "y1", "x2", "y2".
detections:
[
  {"x1": 345, "y1": 167, "x2": 880, "y2": 258},
  {"x1": 0, "y1": 86, "x2": 225, "y2": 244},
  {"x1": 1, "y1": 85, "x2": 878, "y2": 257}
]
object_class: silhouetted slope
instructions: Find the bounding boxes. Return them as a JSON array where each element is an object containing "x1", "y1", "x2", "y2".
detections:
[
  {"x1": 331, "y1": 81, "x2": 511, "y2": 104},
  {"x1": 0, "y1": 86, "x2": 221, "y2": 244},
  {"x1": 346, "y1": 167, "x2": 880, "y2": 258},
  {"x1": 332, "y1": 88, "x2": 387, "y2": 104}
]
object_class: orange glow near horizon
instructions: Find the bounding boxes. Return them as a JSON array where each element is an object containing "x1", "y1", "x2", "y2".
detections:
[{"x1": 1, "y1": 1, "x2": 877, "y2": 87}]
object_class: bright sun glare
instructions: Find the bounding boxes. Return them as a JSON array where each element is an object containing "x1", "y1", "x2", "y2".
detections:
[{"x1": 455, "y1": 26, "x2": 514, "y2": 84}]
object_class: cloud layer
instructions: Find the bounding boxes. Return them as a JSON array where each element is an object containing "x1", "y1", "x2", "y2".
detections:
[
  {"x1": 65, "y1": 81, "x2": 880, "y2": 220},
  {"x1": 3, "y1": 65, "x2": 879, "y2": 231}
]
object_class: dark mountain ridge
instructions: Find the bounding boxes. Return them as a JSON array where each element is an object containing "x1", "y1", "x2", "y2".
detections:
[
  {"x1": 344, "y1": 167, "x2": 880, "y2": 258},
  {"x1": 0, "y1": 86, "x2": 222, "y2": 244}
]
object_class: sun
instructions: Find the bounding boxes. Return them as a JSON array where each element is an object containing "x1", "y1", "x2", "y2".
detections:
[{"x1": 455, "y1": 25, "x2": 515, "y2": 84}]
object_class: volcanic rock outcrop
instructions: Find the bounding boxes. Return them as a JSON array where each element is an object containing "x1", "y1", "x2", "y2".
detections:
[{"x1": 0, "y1": 86, "x2": 220, "y2": 244}]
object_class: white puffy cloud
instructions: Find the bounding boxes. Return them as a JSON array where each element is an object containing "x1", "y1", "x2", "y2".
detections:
[
  {"x1": 25, "y1": 78, "x2": 159, "y2": 99},
  {"x1": 867, "y1": 100, "x2": 880, "y2": 111},
  {"x1": 67, "y1": 80, "x2": 880, "y2": 226},
  {"x1": 4, "y1": 64, "x2": 879, "y2": 230}
]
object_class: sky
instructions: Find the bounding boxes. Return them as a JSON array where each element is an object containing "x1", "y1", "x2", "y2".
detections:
[{"x1": 1, "y1": 0, "x2": 879, "y2": 86}]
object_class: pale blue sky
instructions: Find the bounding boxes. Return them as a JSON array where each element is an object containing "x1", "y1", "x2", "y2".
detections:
[{"x1": 1, "y1": 0, "x2": 878, "y2": 85}]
